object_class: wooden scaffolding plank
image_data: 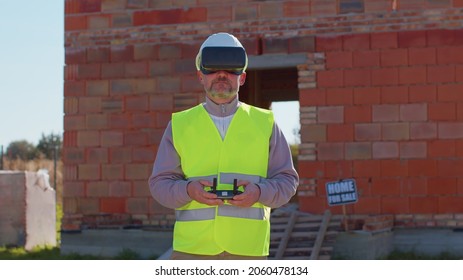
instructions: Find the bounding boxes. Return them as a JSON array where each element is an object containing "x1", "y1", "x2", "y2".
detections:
[
  {"x1": 284, "y1": 246, "x2": 333, "y2": 253},
  {"x1": 274, "y1": 211, "x2": 298, "y2": 259},
  {"x1": 272, "y1": 220, "x2": 339, "y2": 230},
  {"x1": 271, "y1": 230, "x2": 338, "y2": 240},
  {"x1": 271, "y1": 215, "x2": 323, "y2": 223},
  {"x1": 270, "y1": 208, "x2": 340, "y2": 260},
  {"x1": 310, "y1": 210, "x2": 332, "y2": 260}
]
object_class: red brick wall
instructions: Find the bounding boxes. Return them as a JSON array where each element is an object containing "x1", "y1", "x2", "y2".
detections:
[
  {"x1": 63, "y1": 0, "x2": 463, "y2": 230},
  {"x1": 299, "y1": 29, "x2": 463, "y2": 228}
]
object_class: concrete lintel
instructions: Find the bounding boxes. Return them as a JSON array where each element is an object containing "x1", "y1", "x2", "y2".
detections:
[{"x1": 248, "y1": 53, "x2": 307, "y2": 70}]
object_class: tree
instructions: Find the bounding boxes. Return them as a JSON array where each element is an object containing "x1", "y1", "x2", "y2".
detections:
[
  {"x1": 6, "y1": 140, "x2": 38, "y2": 160},
  {"x1": 36, "y1": 133, "x2": 62, "y2": 160}
]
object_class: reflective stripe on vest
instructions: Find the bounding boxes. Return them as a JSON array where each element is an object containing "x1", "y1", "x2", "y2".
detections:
[
  {"x1": 176, "y1": 205, "x2": 265, "y2": 221},
  {"x1": 176, "y1": 208, "x2": 215, "y2": 221},
  {"x1": 217, "y1": 205, "x2": 265, "y2": 220}
]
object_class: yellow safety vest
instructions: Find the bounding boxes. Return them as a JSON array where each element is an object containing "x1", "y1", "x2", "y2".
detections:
[{"x1": 171, "y1": 102, "x2": 274, "y2": 256}]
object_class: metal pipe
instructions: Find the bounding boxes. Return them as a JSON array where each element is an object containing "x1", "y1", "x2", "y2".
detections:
[
  {"x1": 53, "y1": 145, "x2": 57, "y2": 189},
  {"x1": 0, "y1": 145, "x2": 3, "y2": 170}
]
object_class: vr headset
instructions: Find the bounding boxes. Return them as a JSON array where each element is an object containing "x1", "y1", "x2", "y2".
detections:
[{"x1": 199, "y1": 46, "x2": 247, "y2": 75}]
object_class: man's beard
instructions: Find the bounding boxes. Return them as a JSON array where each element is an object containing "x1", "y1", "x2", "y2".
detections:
[{"x1": 206, "y1": 77, "x2": 237, "y2": 99}]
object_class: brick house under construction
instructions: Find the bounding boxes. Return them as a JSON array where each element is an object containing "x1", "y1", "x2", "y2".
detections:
[{"x1": 63, "y1": 0, "x2": 463, "y2": 258}]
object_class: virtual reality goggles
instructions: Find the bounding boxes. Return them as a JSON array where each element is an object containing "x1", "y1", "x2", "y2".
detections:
[{"x1": 199, "y1": 46, "x2": 247, "y2": 75}]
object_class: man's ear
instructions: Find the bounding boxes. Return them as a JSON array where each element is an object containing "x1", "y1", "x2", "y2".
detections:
[
  {"x1": 197, "y1": 70, "x2": 204, "y2": 83},
  {"x1": 239, "y1": 72, "x2": 247, "y2": 86}
]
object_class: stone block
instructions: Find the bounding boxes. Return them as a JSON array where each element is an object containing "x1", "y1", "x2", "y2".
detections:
[{"x1": 0, "y1": 171, "x2": 56, "y2": 250}]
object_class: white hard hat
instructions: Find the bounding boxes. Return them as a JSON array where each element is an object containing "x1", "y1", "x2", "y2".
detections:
[{"x1": 195, "y1": 32, "x2": 248, "y2": 73}]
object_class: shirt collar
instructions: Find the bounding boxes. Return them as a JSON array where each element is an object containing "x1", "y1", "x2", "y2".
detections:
[{"x1": 202, "y1": 95, "x2": 240, "y2": 117}]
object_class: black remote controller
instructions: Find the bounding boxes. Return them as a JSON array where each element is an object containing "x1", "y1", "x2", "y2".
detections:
[{"x1": 208, "y1": 178, "x2": 243, "y2": 200}]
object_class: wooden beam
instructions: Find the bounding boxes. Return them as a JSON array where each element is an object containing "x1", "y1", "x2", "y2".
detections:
[
  {"x1": 310, "y1": 210, "x2": 332, "y2": 260},
  {"x1": 274, "y1": 211, "x2": 298, "y2": 259}
]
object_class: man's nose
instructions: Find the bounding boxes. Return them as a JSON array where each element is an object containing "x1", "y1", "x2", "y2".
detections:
[{"x1": 216, "y1": 70, "x2": 229, "y2": 76}]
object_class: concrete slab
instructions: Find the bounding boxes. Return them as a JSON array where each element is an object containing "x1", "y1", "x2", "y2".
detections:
[
  {"x1": 332, "y1": 230, "x2": 393, "y2": 260},
  {"x1": 393, "y1": 228, "x2": 463, "y2": 256},
  {"x1": 60, "y1": 229, "x2": 173, "y2": 259},
  {"x1": 333, "y1": 228, "x2": 463, "y2": 259}
]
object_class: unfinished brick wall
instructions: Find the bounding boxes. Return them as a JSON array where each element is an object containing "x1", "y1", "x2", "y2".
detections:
[
  {"x1": 299, "y1": 29, "x2": 463, "y2": 227},
  {"x1": 63, "y1": 0, "x2": 463, "y2": 230}
]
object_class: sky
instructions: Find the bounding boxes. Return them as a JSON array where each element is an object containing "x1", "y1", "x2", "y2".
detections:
[
  {"x1": 0, "y1": 1, "x2": 299, "y2": 149},
  {"x1": 272, "y1": 101, "x2": 300, "y2": 145},
  {"x1": 0, "y1": 0, "x2": 64, "y2": 148}
]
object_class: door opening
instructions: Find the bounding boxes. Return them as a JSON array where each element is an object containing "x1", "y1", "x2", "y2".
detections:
[{"x1": 240, "y1": 67, "x2": 300, "y2": 166}]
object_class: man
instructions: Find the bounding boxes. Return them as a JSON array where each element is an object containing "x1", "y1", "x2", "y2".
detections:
[{"x1": 149, "y1": 32, "x2": 299, "y2": 260}]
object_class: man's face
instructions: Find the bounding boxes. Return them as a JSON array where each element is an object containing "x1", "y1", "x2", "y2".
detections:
[{"x1": 198, "y1": 70, "x2": 246, "y2": 104}]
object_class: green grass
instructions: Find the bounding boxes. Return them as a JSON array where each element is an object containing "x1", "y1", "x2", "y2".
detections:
[
  {"x1": 0, "y1": 246, "x2": 157, "y2": 260},
  {"x1": 0, "y1": 246, "x2": 102, "y2": 260},
  {"x1": 56, "y1": 203, "x2": 63, "y2": 244}
]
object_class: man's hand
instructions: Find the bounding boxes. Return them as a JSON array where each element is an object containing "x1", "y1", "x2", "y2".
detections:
[
  {"x1": 187, "y1": 180, "x2": 224, "y2": 206},
  {"x1": 228, "y1": 181, "x2": 261, "y2": 208}
]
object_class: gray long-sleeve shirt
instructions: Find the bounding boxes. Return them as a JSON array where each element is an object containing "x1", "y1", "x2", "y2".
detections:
[{"x1": 148, "y1": 96, "x2": 299, "y2": 209}]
